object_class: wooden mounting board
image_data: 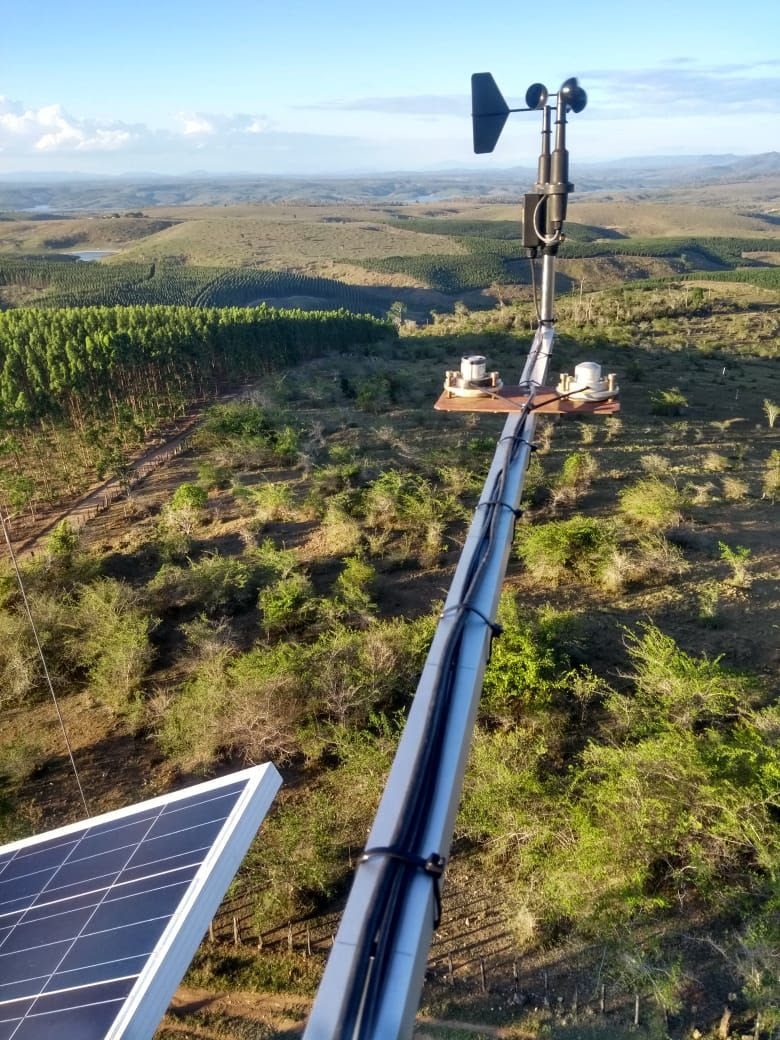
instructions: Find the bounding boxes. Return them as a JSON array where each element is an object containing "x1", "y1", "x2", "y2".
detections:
[{"x1": 434, "y1": 386, "x2": 620, "y2": 415}]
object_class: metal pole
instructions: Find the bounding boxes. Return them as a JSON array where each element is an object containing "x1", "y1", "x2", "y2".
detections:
[
  {"x1": 539, "y1": 253, "x2": 556, "y2": 327},
  {"x1": 305, "y1": 319, "x2": 556, "y2": 1040},
  {"x1": 305, "y1": 73, "x2": 577, "y2": 1040}
]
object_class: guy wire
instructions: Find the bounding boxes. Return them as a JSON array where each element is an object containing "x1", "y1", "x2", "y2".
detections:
[{"x1": 0, "y1": 511, "x2": 90, "y2": 816}]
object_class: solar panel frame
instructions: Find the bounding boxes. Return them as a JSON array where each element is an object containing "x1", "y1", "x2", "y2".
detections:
[{"x1": 0, "y1": 763, "x2": 281, "y2": 1040}]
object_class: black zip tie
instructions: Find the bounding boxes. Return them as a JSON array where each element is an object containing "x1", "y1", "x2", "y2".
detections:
[
  {"x1": 360, "y1": 846, "x2": 446, "y2": 928},
  {"x1": 478, "y1": 499, "x2": 523, "y2": 520},
  {"x1": 440, "y1": 603, "x2": 503, "y2": 638},
  {"x1": 498, "y1": 434, "x2": 536, "y2": 450}
]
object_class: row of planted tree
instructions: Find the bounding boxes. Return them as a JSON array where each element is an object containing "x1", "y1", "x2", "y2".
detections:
[{"x1": 0, "y1": 304, "x2": 391, "y2": 517}]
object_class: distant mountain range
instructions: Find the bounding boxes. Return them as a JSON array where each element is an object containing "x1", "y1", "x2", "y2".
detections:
[{"x1": 1, "y1": 153, "x2": 779, "y2": 211}]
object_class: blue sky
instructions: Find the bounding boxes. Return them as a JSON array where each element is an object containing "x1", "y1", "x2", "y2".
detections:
[{"x1": 1, "y1": 0, "x2": 779, "y2": 175}]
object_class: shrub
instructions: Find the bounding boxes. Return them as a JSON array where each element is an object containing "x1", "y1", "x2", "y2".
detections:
[
  {"x1": 312, "y1": 499, "x2": 362, "y2": 557},
  {"x1": 362, "y1": 470, "x2": 406, "y2": 530},
  {"x1": 520, "y1": 455, "x2": 547, "y2": 504},
  {"x1": 722, "y1": 475, "x2": 749, "y2": 502},
  {"x1": 481, "y1": 595, "x2": 574, "y2": 719},
  {"x1": 618, "y1": 477, "x2": 686, "y2": 529},
  {"x1": 156, "y1": 641, "x2": 301, "y2": 771},
  {"x1": 237, "y1": 480, "x2": 299, "y2": 524},
  {"x1": 248, "y1": 540, "x2": 300, "y2": 587},
  {"x1": 650, "y1": 386, "x2": 688, "y2": 415},
  {"x1": 0, "y1": 736, "x2": 44, "y2": 785},
  {"x1": 74, "y1": 579, "x2": 153, "y2": 716},
  {"x1": 159, "y1": 482, "x2": 208, "y2": 545},
  {"x1": 0, "y1": 609, "x2": 43, "y2": 709},
  {"x1": 604, "y1": 416, "x2": 623, "y2": 441},
  {"x1": 531, "y1": 725, "x2": 776, "y2": 929},
  {"x1": 702, "y1": 451, "x2": 729, "y2": 473},
  {"x1": 355, "y1": 375, "x2": 393, "y2": 413},
  {"x1": 170, "y1": 482, "x2": 208, "y2": 512},
  {"x1": 639, "y1": 453, "x2": 671, "y2": 477},
  {"x1": 333, "y1": 556, "x2": 376, "y2": 617},
  {"x1": 361, "y1": 469, "x2": 458, "y2": 567},
  {"x1": 551, "y1": 451, "x2": 598, "y2": 508},
  {"x1": 606, "y1": 623, "x2": 751, "y2": 736},
  {"x1": 697, "y1": 582, "x2": 723, "y2": 628},
  {"x1": 763, "y1": 449, "x2": 780, "y2": 502},
  {"x1": 258, "y1": 572, "x2": 316, "y2": 635},
  {"x1": 719, "y1": 541, "x2": 752, "y2": 588},
  {"x1": 200, "y1": 402, "x2": 275, "y2": 443},
  {"x1": 516, "y1": 515, "x2": 618, "y2": 586},
  {"x1": 272, "y1": 425, "x2": 300, "y2": 463},
  {"x1": 197, "y1": 402, "x2": 300, "y2": 468},
  {"x1": 196, "y1": 460, "x2": 231, "y2": 490},
  {"x1": 303, "y1": 616, "x2": 435, "y2": 725},
  {"x1": 148, "y1": 553, "x2": 260, "y2": 613},
  {"x1": 458, "y1": 725, "x2": 550, "y2": 859},
  {"x1": 244, "y1": 719, "x2": 401, "y2": 926},
  {"x1": 630, "y1": 533, "x2": 688, "y2": 584},
  {"x1": 45, "y1": 520, "x2": 79, "y2": 564},
  {"x1": 0, "y1": 586, "x2": 80, "y2": 709},
  {"x1": 763, "y1": 398, "x2": 779, "y2": 429}
]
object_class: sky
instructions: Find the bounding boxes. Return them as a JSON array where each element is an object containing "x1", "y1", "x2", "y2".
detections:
[{"x1": 1, "y1": 0, "x2": 779, "y2": 177}]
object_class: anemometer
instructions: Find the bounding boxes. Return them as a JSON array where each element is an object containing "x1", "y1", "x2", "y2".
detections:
[{"x1": 472, "y1": 73, "x2": 587, "y2": 254}]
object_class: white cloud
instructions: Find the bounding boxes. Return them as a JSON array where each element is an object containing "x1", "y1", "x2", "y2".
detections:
[
  {"x1": 0, "y1": 97, "x2": 274, "y2": 157},
  {"x1": 0, "y1": 97, "x2": 138, "y2": 153},
  {"x1": 175, "y1": 111, "x2": 271, "y2": 138},
  {"x1": 179, "y1": 114, "x2": 216, "y2": 136}
]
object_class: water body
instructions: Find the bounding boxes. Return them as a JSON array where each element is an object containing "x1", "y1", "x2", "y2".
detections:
[{"x1": 64, "y1": 250, "x2": 119, "y2": 262}]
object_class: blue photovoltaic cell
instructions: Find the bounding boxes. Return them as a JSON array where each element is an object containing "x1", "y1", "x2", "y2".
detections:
[{"x1": 0, "y1": 764, "x2": 281, "y2": 1040}]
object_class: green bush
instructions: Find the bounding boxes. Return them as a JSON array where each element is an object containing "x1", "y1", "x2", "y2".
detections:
[
  {"x1": 458, "y1": 725, "x2": 549, "y2": 858},
  {"x1": 516, "y1": 516, "x2": 619, "y2": 585},
  {"x1": 649, "y1": 386, "x2": 688, "y2": 415},
  {"x1": 762, "y1": 450, "x2": 780, "y2": 502},
  {"x1": 618, "y1": 477, "x2": 686, "y2": 529},
  {"x1": 195, "y1": 460, "x2": 231, "y2": 490},
  {"x1": 551, "y1": 451, "x2": 598, "y2": 508},
  {"x1": 258, "y1": 573, "x2": 316, "y2": 635},
  {"x1": 148, "y1": 553, "x2": 260, "y2": 613},
  {"x1": 0, "y1": 593, "x2": 76, "y2": 709},
  {"x1": 237, "y1": 479, "x2": 299, "y2": 524},
  {"x1": 481, "y1": 593, "x2": 573, "y2": 718},
  {"x1": 606, "y1": 623, "x2": 752, "y2": 736},
  {"x1": 74, "y1": 579, "x2": 153, "y2": 716},
  {"x1": 333, "y1": 556, "x2": 376, "y2": 617},
  {"x1": 45, "y1": 520, "x2": 79, "y2": 564},
  {"x1": 243, "y1": 719, "x2": 400, "y2": 926},
  {"x1": 0, "y1": 736, "x2": 44, "y2": 785},
  {"x1": 170, "y1": 482, "x2": 208, "y2": 511},
  {"x1": 156, "y1": 640, "x2": 301, "y2": 771},
  {"x1": 536, "y1": 724, "x2": 777, "y2": 927},
  {"x1": 302, "y1": 618, "x2": 433, "y2": 725},
  {"x1": 158, "y1": 482, "x2": 209, "y2": 548}
]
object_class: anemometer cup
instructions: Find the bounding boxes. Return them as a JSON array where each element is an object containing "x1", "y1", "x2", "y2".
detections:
[{"x1": 559, "y1": 77, "x2": 587, "y2": 114}]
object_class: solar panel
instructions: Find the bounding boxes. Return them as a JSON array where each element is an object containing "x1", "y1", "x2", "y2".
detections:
[{"x1": 0, "y1": 763, "x2": 281, "y2": 1040}]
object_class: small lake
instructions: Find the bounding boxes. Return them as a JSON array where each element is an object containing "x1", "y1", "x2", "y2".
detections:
[{"x1": 65, "y1": 250, "x2": 119, "y2": 262}]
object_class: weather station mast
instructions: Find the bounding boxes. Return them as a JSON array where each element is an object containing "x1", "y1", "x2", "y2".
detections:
[{"x1": 304, "y1": 73, "x2": 617, "y2": 1040}]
